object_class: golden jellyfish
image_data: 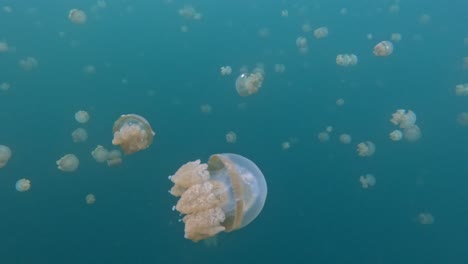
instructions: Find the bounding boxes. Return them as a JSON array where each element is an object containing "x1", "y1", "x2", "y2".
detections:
[
  {"x1": 359, "y1": 174, "x2": 376, "y2": 189},
  {"x1": 456, "y1": 112, "x2": 468, "y2": 126},
  {"x1": 169, "y1": 153, "x2": 268, "y2": 242},
  {"x1": 336, "y1": 54, "x2": 358, "y2": 67},
  {"x1": 281, "y1": 141, "x2": 291, "y2": 150},
  {"x1": 86, "y1": 194, "x2": 96, "y2": 205},
  {"x1": 281, "y1": 10, "x2": 288, "y2": 17},
  {"x1": 72, "y1": 128, "x2": 88, "y2": 143},
  {"x1": 339, "y1": 134, "x2": 352, "y2": 144},
  {"x1": 296, "y1": 36, "x2": 308, "y2": 53},
  {"x1": 0, "y1": 41, "x2": 9, "y2": 52},
  {"x1": 390, "y1": 109, "x2": 416, "y2": 128},
  {"x1": 389, "y1": 130, "x2": 403, "y2": 141},
  {"x1": 106, "y1": 150, "x2": 122, "y2": 167},
  {"x1": 225, "y1": 131, "x2": 237, "y2": 144},
  {"x1": 235, "y1": 67, "x2": 265, "y2": 97},
  {"x1": 200, "y1": 104, "x2": 212, "y2": 114},
  {"x1": 455, "y1": 83, "x2": 468, "y2": 96},
  {"x1": 336, "y1": 98, "x2": 345, "y2": 106},
  {"x1": 75, "y1": 110, "x2": 90, "y2": 124},
  {"x1": 274, "y1": 64, "x2": 285, "y2": 73},
  {"x1": 403, "y1": 125, "x2": 421, "y2": 142},
  {"x1": 373, "y1": 41, "x2": 394, "y2": 56},
  {"x1": 56, "y1": 154, "x2": 79, "y2": 172},
  {"x1": 417, "y1": 213, "x2": 434, "y2": 225},
  {"x1": 357, "y1": 141, "x2": 376, "y2": 157},
  {"x1": 0, "y1": 82, "x2": 10, "y2": 91},
  {"x1": 390, "y1": 33, "x2": 402, "y2": 42},
  {"x1": 318, "y1": 132, "x2": 330, "y2": 142},
  {"x1": 0, "y1": 145, "x2": 12, "y2": 168},
  {"x1": 92, "y1": 145, "x2": 109, "y2": 163},
  {"x1": 83, "y1": 65, "x2": 96, "y2": 75},
  {"x1": 19, "y1": 56, "x2": 38, "y2": 71},
  {"x1": 68, "y1": 9, "x2": 87, "y2": 24},
  {"x1": 112, "y1": 114, "x2": 155, "y2": 155},
  {"x1": 16, "y1": 178, "x2": 31, "y2": 192},
  {"x1": 313, "y1": 27, "x2": 329, "y2": 39},
  {"x1": 220, "y1": 66, "x2": 232, "y2": 76}
]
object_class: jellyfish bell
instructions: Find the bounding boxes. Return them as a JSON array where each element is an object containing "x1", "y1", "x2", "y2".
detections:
[
  {"x1": 75, "y1": 110, "x2": 90, "y2": 124},
  {"x1": 357, "y1": 141, "x2": 376, "y2": 157},
  {"x1": 112, "y1": 114, "x2": 155, "y2": 155},
  {"x1": 56, "y1": 154, "x2": 79, "y2": 172},
  {"x1": 235, "y1": 70, "x2": 264, "y2": 97},
  {"x1": 373, "y1": 40, "x2": 393, "y2": 56},
  {"x1": 68, "y1": 9, "x2": 87, "y2": 24},
  {"x1": 86, "y1": 194, "x2": 96, "y2": 204},
  {"x1": 169, "y1": 153, "x2": 267, "y2": 242},
  {"x1": 339, "y1": 134, "x2": 351, "y2": 144},
  {"x1": 91, "y1": 145, "x2": 109, "y2": 163},
  {"x1": 72, "y1": 128, "x2": 88, "y2": 143},
  {"x1": 0, "y1": 145, "x2": 12, "y2": 168},
  {"x1": 403, "y1": 124, "x2": 421, "y2": 142},
  {"x1": 16, "y1": 178, "x2": 31, "y2": 192},
  {"x1": 389, "y1": 130, "x2": 403, "y2": 141}
]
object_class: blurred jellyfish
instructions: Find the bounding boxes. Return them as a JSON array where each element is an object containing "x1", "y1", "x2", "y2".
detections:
[
  {"x1": 0, "y1": 41, "x2": 9, "y2": 52},
  {"x1": 258, "y1": 27, "x2": 270, "y2": 38},
  {"x1": 390, "y1": 33, "x2": 402, "y2": 42},
  {"x1": 0, "y1": 145, "x2": 12, "y2": 168},
  {"x1": 463, "y1": 57, "x2": 468, "y2": 70},
  {"x1": 2, "y1": 6, "x2": 12, "y2": 13},
  {"x1": 417, "y1": 213, "x2": 434, "y2": 225},
  {"x1": 318, "y1": 132, "x2": 330, "y2": 142},
  {"x1": 301, "y1": 24, "x2": 312, "y2": 33},
  {"x1": 235, "y1": 67, "x2": 265, "y2": 97},
  {"x1": 225, "y1": 131, "x2": 237, "y2": 144},
  {"x1": 112, "y1": 114, "x2": 155, "y2": 155},
  {"x1": 91, "y1": 145, "x2": 109, "y2": 163},
  {"x1": 456, "y1": 112, "x2": 468, "y2": 126},
  {"x1": 179, "y1": 6, "x2": 202, "y2": 20},
  {"x1": 389, "y1": 130, "x2": 403, "y2": 141},
  {"x1": 16, "y1": 178, "x2": 31, "y2": 192},
  {"x1": 357, "y1": 141, "x2": 376, "y2": 157},
  {"x1": 418, "y1": 14, "x2": 431, "y2": 25},
  {"x1": 336, "y1": 54, "x2": 358, "y2": 67},
  {"x1": 339, "y1": 134, "x2": 352, "y2": 144},
  {"x1": 313, "y1": 27, "x2": 328, "y2": 39},
  {"x1": 0, "y1": 82, "x2": 10, "y2": 91},
  {"x1": 75, "y1": 110, "x2": 90, "y2": 123},
  {"x1": 83, "y1": 65, "x2": 96, "y2": 75},
  {"x1": 281, "y1": 10, "x2": 288, "y2": 17},
  {"x1": 19, "y1": 57, "x2": 38, "y2": 71},
  {"x1": 455, "y1": 83, "x2": 468, "y2": 96},
  {"x1": 388, "y1": 4, "x2": 400, "y2": 13},
  {"x1": 373, "y1": 41, "x2": 393, "y2": 56},
  {"x1": 359, "y1": 174, "x2": 376, "y2": 189},
  {"x1": 69, "y1": 9, "x2": 87, "y2": 24},
  {"x1": 281, "y1": 141, "x2": 291, "y2": 150},
  {"x1": 366, "y1": 33, "x2": 373, "y2": 40},
  {"x1": 339, "y1": 8, "x2": 348, "y2": 15},
  {"x1": 296, "y1": 36, "x2": 308, "y2": 53},
  {"x1": 403, "y1": 125, "x2": 421, "y2": 142},
  {"x1": 169, "y1": 154, "x2": 267, "y2": 242},
  {"x1": 86, "y1": 194, "x2": 96, "y2": 205},
  {"x1": 106, "y1": 150, "x2": 122, "y2": 167},
  {"x1": 200, "y1": 104, "x2": 212, "y2": 114},
  {"x1": 336, "y1": 98, "x2": 345, "y2": 106},
  {"x1": 390, "y1": 109, "x2": 416, "y2": 128},
  {"x1": 325, "y1": 126, "x2": 333, "y2": 133},
  {"x1": 57, "y1": 154, "x2": 79, "y2": 172},
  {"x1": 220, "y1": 66, "x2": 232, "y2": 76},
  {"x1": 72, "y1": 128, "x2": 88, "y2": 143},
  {"x1": 274, "y1": 64, "x2": 285, "y2": 73}
]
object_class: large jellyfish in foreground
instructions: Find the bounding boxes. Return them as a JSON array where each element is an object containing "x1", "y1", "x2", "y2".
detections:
[
  {"x1": 112, "y1": 114, "x2": 155, "y2": 155},
  {"x1": 169, "y1": 153, "x2": 268, "y2": 242},
  {"x1": 0, "y1": 145, "x2": 12, "y2": 168}
]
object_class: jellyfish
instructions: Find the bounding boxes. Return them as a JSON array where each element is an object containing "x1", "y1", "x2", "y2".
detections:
[
  {"x1": 281, "y1": 141, "x2": 291, "y2": 150},
  {"x1": 225, "y1": 131, "x2": 237, "y2": 144},
  {"x1": 339, "y1": 134, "x2": 352, "y2": 144},
  {"x1": 318, "y1": 132, "x2": 330, "y2": 142},
  {"x1": 86, "y1": 194, "x2": 96, "y2": 204},
  {"x1": 235, "y1": 67, "x2": 265, "y2": 97},
  {"x1": 0, "y1": 145, "x2": 12, "y2": 168},
  {"x1": 313, "y1": 27, "x2": 328, "y2": 39},
  {"x1": 403, "y1": 125, "x2": 421, "y2": 142},
  {"x1": 16, "y1": 178, "x2": 31, "y2": 192},
  {"x1": 0, "y1": 41, "x2": 9, "y2": 52},
  {"x1": 390, "y1": 33, "x2": 402, "y2": 42},
  {"x1": 359, "y1": 174, "x2": 376, "y2": 189},
  {"x1": 389, "y1": 130, "x2": 403, "y2": 141},
  {"x1": 456, "y1": 112, "x2": 468, "y2": 126},
  {"x1": 455, "y1": 83, "x2": 468, "y2": 96},
  {"x1": 56, "y1": 154, "x2": 79, "y2": 172},
  {"x1": 0, "y1": 82, "x2": 10, "y2": 91},
  {"x1": 75, "y1": 110, "x2": 90, "y2": 124},
  {"x1": 112, "y1": 114, "x2": 155, "y2": 155},
  {"x1": 200, "y1": 104, "x2": 213, "y2": 114},
  {"x1": 19, "y1": 56, "x2": 38, "y2": 71},
  {"x1": 83, "y1": 65, "x2": 96, "y2": 75},
  {"x1": 336, "y1": 98, "x2": 345, "y2": 106},
  {"x1": 220, "y1": 66, "x2": 232, "y2": 76},
  {"x1": 274, "y1": 64, "x2": 285, "y2": 73},
  {"x1": 373, "y1": 41, "x2": 393, "y2": 56},
  {"x1": 72, "y1": 128, "x2": 88, "y2": 143},
  {"x1": 91, "y1": 145, "x2": 109, "y2": 163},
  {"x1": 336, "y1": 54, "x2": 358, "y2": 66},
  {"x1": 281, "y1": 10, "x2": 288, "y2": 17},
  {"x1": 357, "y1": 141, "x2": 376, "y2": 157},
  {"x1": 417, "y1": 213, "x2": 434, "y2": 225},
  {"x1": 295, "y1": 36, "x2": 308, "y2": 53},
  {"x1": 68, "y1": 9, "x2": 87, "y2": 24},
  {"x1": 390, "y1": 109, "x2": 416, "y2": 128},
  {"x1": 169, "y1": 153, "x2": 267, "y2": 242},
  {"x1": 106, "y1": 150, "x2": 122, "y2": 167}
]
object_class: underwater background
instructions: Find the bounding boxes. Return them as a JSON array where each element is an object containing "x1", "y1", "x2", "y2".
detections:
[{"x1": 1, "y1": 0, "x2": 468, "y2": 263}]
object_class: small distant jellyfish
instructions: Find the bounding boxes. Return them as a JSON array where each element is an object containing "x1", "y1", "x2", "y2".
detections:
[
  {"x1": 418, "y1": 14, "x2": 431, "y2": 25},
  {"x1": 373, "y1": 41, "x2": 394, "y2": 56},
  {"x1": 0, "y1": 145, "x2": 12, "y2": 168},
  {"x1": 16, "y1": 178, "x2": 31, "y2": 192},
  {"x1": 359, "y1": 174, "x2": 376, "y2": 189},
  {"x1": 339, "y1": 8, "x2": 348, "y2": 15},
  {"x1": 366, "y1": 33, "x2": 373, "y2": 40},
  {"x1": 403, "y1": 125, "x2": 421, "y2": 142},
  {"x1": 391, "y1": 33, "x2": 402, "y2": 42},
  {"x1": 2, "y1": 6, "x2": 12, "y2": 13},
  {"x1": 200, "y1": 104, "x2": 212, "y2": 114},
  {"x1": 390, "y1": 109, "x2": 416, "y2": 128},
  {"x1": 169, "y1": 153, "x2": 267, "y2": 242},
  {"x1": 75, "y1": 110, "x2": 90, "y2": 124},
  {"x1": 456, "y1": 112, "x2": 468, "y2": 126},
  {"x1": 106, "y1": 150, "x2": 122, "y2": 167},
  {"x1": 235, "y1": 67, "x2": 265, "y2": 97},
  {"x1": 339, "y1": 134, "x2": 352, "y2": 144},
  {"x1": 274, "y1": 64, "x2": 285, "y2": 73},
  {"x1": 301, "y1": 24, "x2": 312, "y2": 33},
  {"x1": 455, "y1": 83, "x2": 468, "y2": 96},
  {"x1": 178, "y1": 6, "x2": 202, "y2": 20},
  {"x1": 281, "y1": 141, "x2": 291, "y2": 150},
  {"x1": 0, "y1": 41, "x2": 9, "y2": 52},
  {"x1": 258, "y1": 27, "x2": 270, "y2": 38},
  {"x1": 57, "y1": 154, "x2": 79, "y2": 172},
  {"x1": 112, "y1": 114, "x2": 155, "y2": 155},
  {"x1": 417, "y1": 213, "x2": 434, "y2": 225},
  {"x1": 336, "y1": 54, "x2": 358, "y2": 67},
  {"x1": 86, "y1": 194, "x2": 96, "y2": 205},
  {"x1": 313, "y1": 27, "x2": 328, "y2": 39},
  {"x1": 296, "y1": 36, "x2": 308, "y2": 53},
  {"x1": 0, "y1": 82, "x2": 10, "y2": 91},
  {"x1": 220, "y1": 66, "x2": 232, "y2": 76},
  {"x1": 91, "y1": 145, "x2": 109, "y2": 163},
  {"x1": 389, "y1": 130, "x2": 403, "y2": 141},
  {"x1": 83, "y1": 65, "x2": 96, "y2": 75},
  {"x1": 463, "y1": 57, "x2": 468, "y2": 70},
  {"x1": 325, "y1": 126, "x2": 333, "y2": 133},
  {"x1": 225, "y1": 131, "x2": 237, "y2": 144},
  {"x1": 388, "y1": 4, "x2": 400, "y2": 13},
  {"x1": 19, "y1": 57, "x2": 38, "y2": 71},
  {"x1": 72, "y1": 128, "x2": 88, "y2": 143},
  {"x1": 318, "y1": 132, "x2": 330, "y2": 142},
  {"x1": 68, "y1": 9, "x2": 87, "y2": 24},
  {"x1": 336, "y1": 98, "x2": 345, "y2": 106},
  {"x1": 357, "y1": 141, "x2": 376, "y2": 157}
]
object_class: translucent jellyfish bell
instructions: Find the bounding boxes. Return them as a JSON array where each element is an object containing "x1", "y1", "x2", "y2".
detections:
[
  {"x1": 235, "y1": 69, "x2": 264, "y2": 97},
  {"x1": 373, "y1": 40, "x2": 394, "y2": 56},
  {"x1": 169, "y1": 153, "x2": 268, "y2": 242},
  {"x1": 0, "y1": 145, "x2": 12, "y2": 168},
  {"x1": 112, "y1": 114, "x2": 155, "y2": 155}
]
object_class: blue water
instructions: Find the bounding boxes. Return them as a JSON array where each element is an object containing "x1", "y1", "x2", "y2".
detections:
[{"x1": 1, "y1": 0, "x2": 468, "y2": 263}]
